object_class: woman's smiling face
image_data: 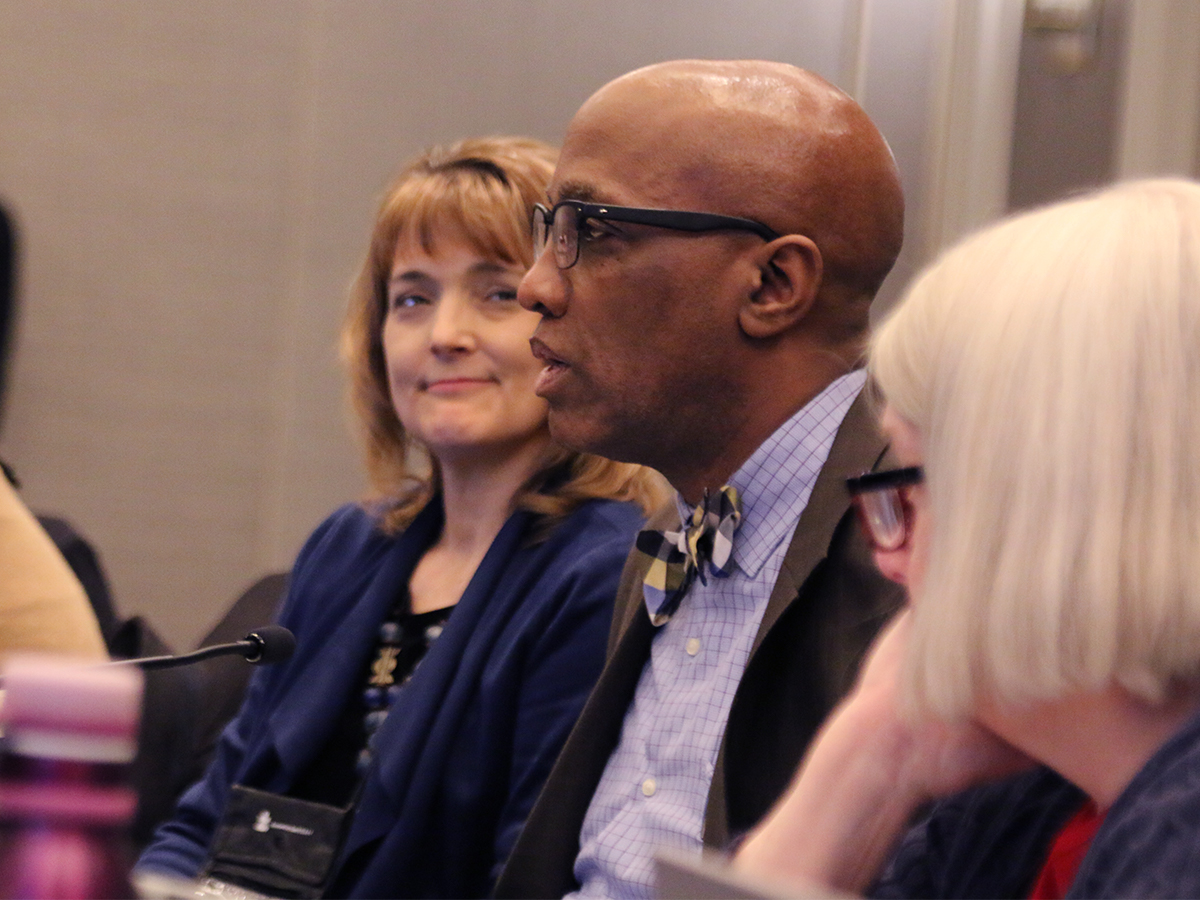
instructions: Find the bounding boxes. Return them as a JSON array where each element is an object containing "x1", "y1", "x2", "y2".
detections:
[{"x1": 383, "y1": 233, "x2": 550, "y2": 465}]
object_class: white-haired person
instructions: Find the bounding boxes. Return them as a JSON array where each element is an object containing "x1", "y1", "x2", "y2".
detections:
[{"x1": 734, "y1": 178, "x2": 1200, "y2": 899}]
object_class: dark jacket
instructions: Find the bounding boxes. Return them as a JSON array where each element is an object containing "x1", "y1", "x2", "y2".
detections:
[
  {"x1": 138, "y1": 496, "x2": 644, "y2": 898},
  {"x1": 495, "y1": 393, "x2": 904, "y2": 898}
]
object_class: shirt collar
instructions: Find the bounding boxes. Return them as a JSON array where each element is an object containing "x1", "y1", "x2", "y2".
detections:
[{"x1": 674, "y1": 369, "x2": 866, "y2": 579}]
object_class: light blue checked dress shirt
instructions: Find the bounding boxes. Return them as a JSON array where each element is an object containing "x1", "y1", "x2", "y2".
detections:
[{"x1": 569, "y1": 369, "x2": 867, "y2": 900}]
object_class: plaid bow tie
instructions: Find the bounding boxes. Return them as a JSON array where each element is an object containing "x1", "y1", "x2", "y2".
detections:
[{"x1": 637, "y1": 485, "x2": 742, "y2": 626}]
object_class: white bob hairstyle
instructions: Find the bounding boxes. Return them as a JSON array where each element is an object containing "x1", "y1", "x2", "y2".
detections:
[{"x1": 871, "y1": 178, "x2": 1200, "y2": 720}]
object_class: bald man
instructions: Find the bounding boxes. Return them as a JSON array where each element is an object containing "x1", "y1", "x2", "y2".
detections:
[{"x1": 495, "y1": 60, "x2": 905, "y2": 899}]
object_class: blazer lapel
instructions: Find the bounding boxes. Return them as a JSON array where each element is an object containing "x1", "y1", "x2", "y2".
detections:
[
  {"x1": 497, "y1": 599, "x2": 656, "y2": 898},
  {"x1": 750, "y1": 391, "x2": 886, "y2": 656},
  {"x1": 614, "y1": 393, "x2": 885, "y2": 663},
  {"x1": 703, "y1": 391, "x2": 887, "y2": 845},
  {"x1": 607, "y1": 501, "x2": 679, "y2": 655}
]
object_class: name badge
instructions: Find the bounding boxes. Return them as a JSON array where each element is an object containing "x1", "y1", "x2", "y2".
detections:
[{"x1": 203, "y1": 785, "x2": 352, "y2": 899}]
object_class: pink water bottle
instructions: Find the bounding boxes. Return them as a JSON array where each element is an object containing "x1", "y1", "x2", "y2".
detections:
[{"x1": 0, "y1": 657, "x2": 143, "y2": 899}]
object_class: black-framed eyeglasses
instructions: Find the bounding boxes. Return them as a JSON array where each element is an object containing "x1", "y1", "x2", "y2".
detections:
[
  {"x1": 531, "y1": 199, "x2": 781, "y2": 270},
  {"x1": 845, "y1": 466, "x2": 924, "y2": 552}
]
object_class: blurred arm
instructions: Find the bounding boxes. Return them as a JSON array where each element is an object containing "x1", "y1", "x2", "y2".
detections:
[
  {"x1": 0, "y1": 474, "x2": 107, "y2": 660},
  {"x1": 734, "y1": 613, "x2": 1030, "y2": 894}
]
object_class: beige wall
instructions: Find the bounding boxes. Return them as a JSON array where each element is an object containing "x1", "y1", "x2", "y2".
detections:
[
  {"x1": 1, "y1": 0, "x2": 1195, "y2": 651},
  {"x1": 0, "y1": 0, "x2": 895, "y2": 649}
]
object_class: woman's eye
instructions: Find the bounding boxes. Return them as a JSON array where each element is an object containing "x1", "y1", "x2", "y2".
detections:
[
  {"x1": 388, "y1": 293, "x2": 430, "y2": 312},
  {"x1": 483, "y1": 288, "x2": 519, "y2": 304}
]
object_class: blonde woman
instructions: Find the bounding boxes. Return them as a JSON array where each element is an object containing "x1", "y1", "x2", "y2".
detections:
[
  {"x1": 139, "y1": 137, "x2": 665, "y2": 898},
  {"x1": 738, "y1": 179, "x2": 1200, "y2": 898}
]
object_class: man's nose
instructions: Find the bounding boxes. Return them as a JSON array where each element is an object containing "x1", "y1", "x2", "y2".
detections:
[{"x1": 519, "y1": 250, "x2": 567, "y2": 318}]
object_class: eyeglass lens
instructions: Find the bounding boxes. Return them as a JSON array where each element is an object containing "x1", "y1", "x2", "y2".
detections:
[
  {"x1": 550, "y1": 205, "x2": 575, "y2": 268},
  {"x1": 532, "y1": 204, "x2": 578, "y2": 269},
  {"x1": 854, "y1": 490, "x2": 907, "y2": 551},
  {"x1": 532, "y1": 208, "x2": 548, "y2": 258}
]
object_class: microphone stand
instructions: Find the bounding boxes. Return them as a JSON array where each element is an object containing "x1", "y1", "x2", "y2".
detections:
[
  {"x1": 114, "y1": 626, "x2": 295, "y2": 670},
  {"x1": 124, "y1": 641, "x2": 270, "y2": 670}
]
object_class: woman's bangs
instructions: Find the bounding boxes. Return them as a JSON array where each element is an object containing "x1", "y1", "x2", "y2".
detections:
[{"x1": 381, "y1": 172, "x2": 529, "y2": 270}]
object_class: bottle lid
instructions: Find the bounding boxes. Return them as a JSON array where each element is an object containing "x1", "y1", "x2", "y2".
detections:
[{"x1": 0, "y1": 656, "x2": 142, "y2": 763}]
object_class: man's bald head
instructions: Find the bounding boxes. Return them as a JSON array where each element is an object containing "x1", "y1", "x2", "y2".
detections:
[
  {"x1": 567, "y1": 59, "x2": 904, "y2": 305},
  {"x1": 521, "y1": 60, "x2": 906, "y2": 493}
]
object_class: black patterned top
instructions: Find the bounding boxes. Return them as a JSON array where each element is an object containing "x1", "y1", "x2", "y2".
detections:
[{"x1": 289, "y1": 589, "x2": 453, "y2": 807}]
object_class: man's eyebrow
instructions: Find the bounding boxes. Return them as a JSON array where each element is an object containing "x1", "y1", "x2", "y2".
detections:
[{"x1": 551, "y1": 182, "x2": 608, "y2": 204}]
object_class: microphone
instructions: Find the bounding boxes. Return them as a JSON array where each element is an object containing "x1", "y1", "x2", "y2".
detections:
[{"x1": 107, "y1": 625, "x2": 296, "y2": 671}]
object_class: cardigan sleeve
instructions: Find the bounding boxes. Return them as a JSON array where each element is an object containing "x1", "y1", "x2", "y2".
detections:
[
  {"x1": 133, "y1": 651, "x2": 277, "y2": 878},
  {"x1": 134, "y1": 507, "x2": 364, "y2": 878}
]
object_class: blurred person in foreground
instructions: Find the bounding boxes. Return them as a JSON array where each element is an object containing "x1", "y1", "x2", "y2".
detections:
[
  {"x1": 0, "y1": 465, "x2": 106, "y2": 659},
  {"x1": 495, "y1": 59, "x2": 905, "y2": 899},
  {"x1": 136, "y1": 136, "x2": 665, "y2": 899},
  {"x1": 736, "y1": 178, "x2": 1200, "y2": 899}
]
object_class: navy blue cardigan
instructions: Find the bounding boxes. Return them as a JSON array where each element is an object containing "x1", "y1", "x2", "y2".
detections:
[{"x1": 137, "y1": 497, "x2": 644, "y2": 898}]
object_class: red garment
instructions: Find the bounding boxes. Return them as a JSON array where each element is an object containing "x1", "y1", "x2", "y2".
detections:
[{"x1": 1028, "y1": 800, "x2": 1107, "y2": 899}]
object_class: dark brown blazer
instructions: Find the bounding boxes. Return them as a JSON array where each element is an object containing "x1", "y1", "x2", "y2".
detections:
[{"x1": 493, "y1": 392, "x2": 904, "y2": 898}]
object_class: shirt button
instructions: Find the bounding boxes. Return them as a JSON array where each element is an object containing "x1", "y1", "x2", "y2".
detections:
[
  {"x1": 685, "y1": 638, "x2": 701, "y2": 656},
  {"x1": 641, "y1": 778, "x2": 657, "y2": 797}
]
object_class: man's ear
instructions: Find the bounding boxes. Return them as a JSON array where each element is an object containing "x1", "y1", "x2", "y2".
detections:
[{"x1": 738, "y1": 235, "x2": 822, "y2": 339}]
